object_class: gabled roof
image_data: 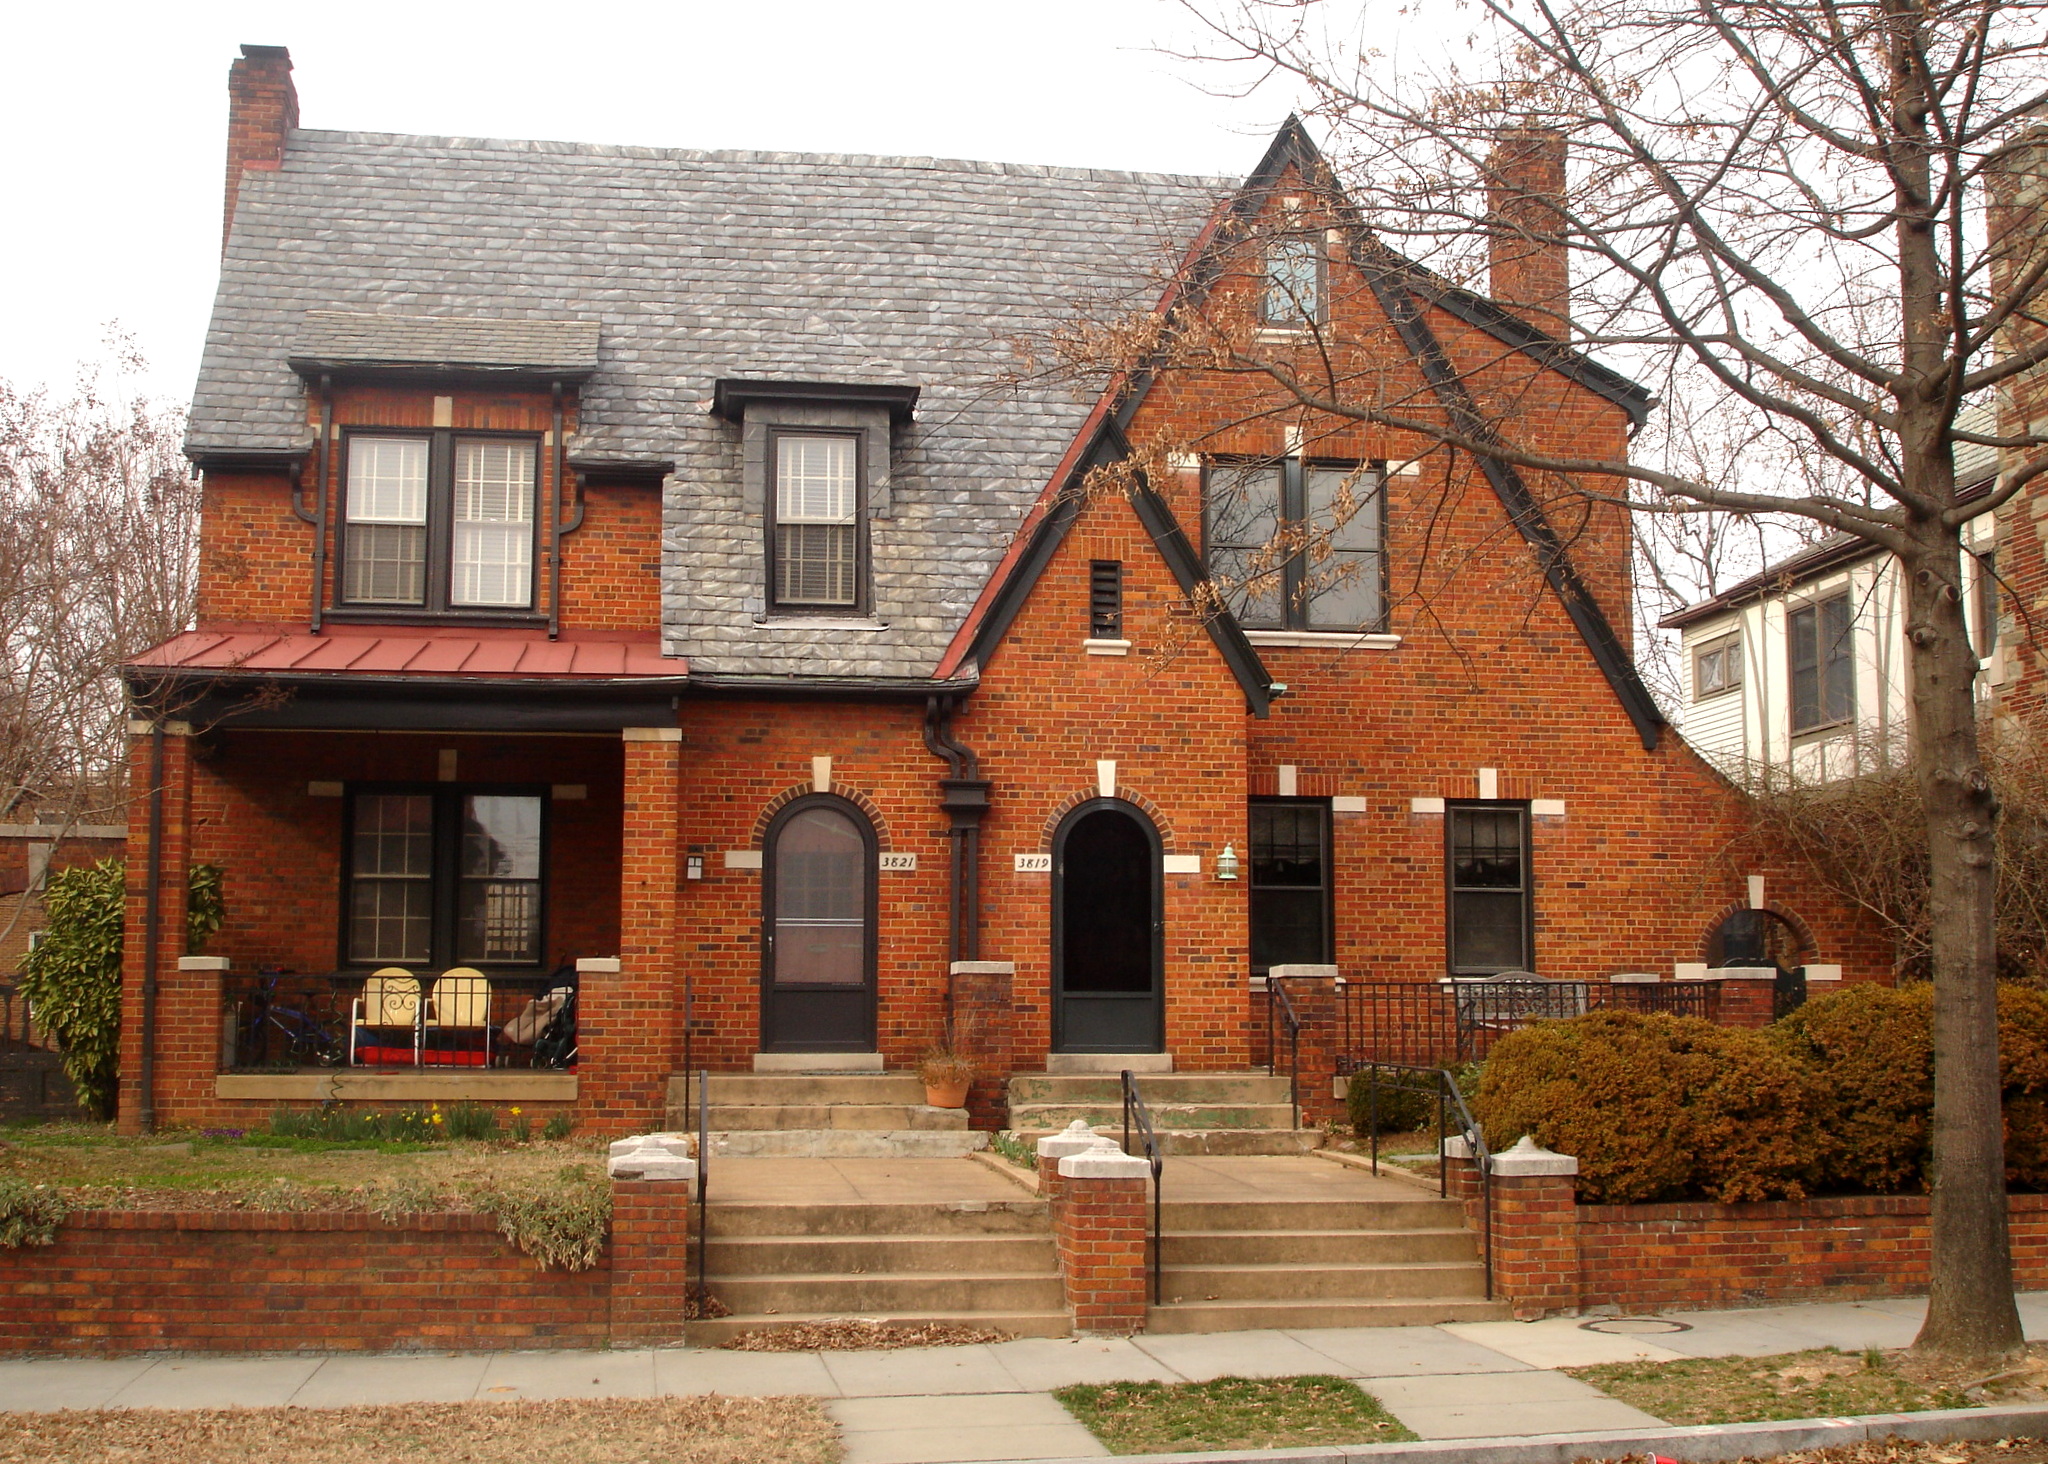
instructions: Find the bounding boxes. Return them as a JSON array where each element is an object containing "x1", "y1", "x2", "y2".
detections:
[{"x1": 193, "y1": 129, "x2": 1231, "y2": 682}]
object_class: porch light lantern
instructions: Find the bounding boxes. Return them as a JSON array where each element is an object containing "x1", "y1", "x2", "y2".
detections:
[{"x1": 1215, "y1": 843, "x2": 1240, "y2": 881}]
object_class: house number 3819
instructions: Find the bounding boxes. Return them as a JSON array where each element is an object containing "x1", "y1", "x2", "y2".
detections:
[{"x1": 1013, "y1": 853, "x2": 1052, "y2": 873}]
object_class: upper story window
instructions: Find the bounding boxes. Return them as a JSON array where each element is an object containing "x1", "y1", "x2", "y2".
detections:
[
  {"x1": 1788, "y1": 592, "x2": 1853, "y2": 734},
  {"x1": 1693, "y1": 634, "x2": 1743, "y2": 700},
  {"x1": 342, "y1": 431, "x2": 538, "y2": 612},
  {"x1": 1974, "y1": 549, "x2": 2000, "y2": 658},
  {"x1": 1262, "y1": 236, "x2": 1324, "y2": 327},
  {"x1": 769, "y1": 430, "x2": 864, "y2": 612},
  {"x1": 1204, "y1": 458, "x2": 1385, "y2": 632}
]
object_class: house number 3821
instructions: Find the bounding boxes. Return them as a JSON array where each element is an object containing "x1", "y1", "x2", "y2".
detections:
[{"x1": 877, "y1": 852, "x2": 918, "y2": 871}]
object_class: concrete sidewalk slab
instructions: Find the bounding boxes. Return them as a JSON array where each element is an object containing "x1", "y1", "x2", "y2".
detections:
[
  {"x1": 1441, "y1": 1317, "x2": 1687, "y2": 1368},
  {"x1": 474, "y1": 1349, "x2": 658, "y2": 1401},
  {"x1": 991, "y1": 1337, "x2": 1183, "y2": 1390},
  {"x1": 825, "y1": 1344, "x2": 1024, "y2": 1396},
  {"x1": 1356, "y1": 1369, "x2": 1668, "y2": 1441},
  {"x1": 1654, "y1": 1302, "x2": 1920, "y2": 1358},
  {"x1": 0, "y1": 1358, "x2": 155, "y2": 1411},
  {"x1": 103, "y1": 1357, "x2": 324, "y2": 1410},
  {"x1": 830, "y1": 1391, "x2": 1107, "y2": 1464},
  {"x1": 1133, "y1": 1330, "x2": 1357, "y2": 1380},
  {"x1": 291, "y1": 1352, "x2": 493, "y2": 1406},
  {"x1": 1288, "y1": 1327, "x2": 1537, "y2": 1377},
  {"x1": 651, "y1": 1347, "x2": 838, "y2": 1397}
]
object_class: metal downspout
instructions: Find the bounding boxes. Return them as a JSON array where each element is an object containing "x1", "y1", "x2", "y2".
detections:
[
  {"x1": 548, "y1": 382, "x2": 581, "y2": 640},
  {"x1": 138, "y1": 723, "x2": 166, "y2": 1135},
  {"x1": 922, "y1": 696, "x2": 990, "y2": 965},
  {"x1": 289, "y1": 374, "x2": 332, "y2": 633}
]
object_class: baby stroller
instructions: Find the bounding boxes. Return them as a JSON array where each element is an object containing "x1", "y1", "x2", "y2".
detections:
[{"x1": 501, "y1": 967, "x2": 578, "y2": 1070}]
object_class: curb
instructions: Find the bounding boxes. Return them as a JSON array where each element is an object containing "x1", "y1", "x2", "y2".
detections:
[{"x1": 979, "y1": 1401, "x2": 2048, "y2": 1464}]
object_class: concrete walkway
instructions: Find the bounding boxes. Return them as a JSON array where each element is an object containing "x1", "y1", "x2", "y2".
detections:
[{"x1": 5, "y1": 1293, "x2": 2048, "y2": 1464}]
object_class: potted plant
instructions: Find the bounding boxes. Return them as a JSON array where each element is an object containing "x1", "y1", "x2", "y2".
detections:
[{"x1": 917, "y1": 1043, "x2": 977, "y2": 1109}]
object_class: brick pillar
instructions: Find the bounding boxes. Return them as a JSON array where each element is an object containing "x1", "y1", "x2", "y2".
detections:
[
  {"x1": 950, "y1": 960, "x2": 1014, "y2": 1129},
  {"x1": 583, "y1": 728, "x2": 681, "y2": 1134},
  {"x1": 1268, "y1": 964, "x2": 1338, "y2": 1126},
  {"x1": 223, "y1": 45, "x2": 298, "y2": 251},
  {"x1": 1052, "y1": 1138, "x2": 1154, "y2": 1335},
  {"x1": 1487, "y1": 1136, "x2": 1581, "y2": 1320},
  {"x1": 1036, "y1": 1120, "x2": 1100, "y2": 1208},
  {"x1": 119, "y1": 720, "x2": 196, "y2": 1134},
  {"x1": 607, "y1": 1136, "x2": 699, "y2": 1345},
  {"x1": 1441, "y1": 1135, "x2": 1484, "y2": 1227},
  {"x1": 1712, "y1": 969, "x2": 1777, "y2": 1028}
]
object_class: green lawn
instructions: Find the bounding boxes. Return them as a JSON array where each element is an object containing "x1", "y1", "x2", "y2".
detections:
[{"x1": 1054, "y1": 1375, "x2": 1415, "y2": 1454}]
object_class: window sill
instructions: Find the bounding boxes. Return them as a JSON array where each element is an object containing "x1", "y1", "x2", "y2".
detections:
[
  {"x1": 753, "y1": 616, "x2": 889, "y2": 631},
  {"x1": 1243, "y1": 630, "x2": 1401, "y2": 650},
  {"x1": 1692, "y1": 686, "x2": 1743, "y2": 703},
  {"x1": 1083, "y1": 639, "x2": 1132, "y2": 657}
]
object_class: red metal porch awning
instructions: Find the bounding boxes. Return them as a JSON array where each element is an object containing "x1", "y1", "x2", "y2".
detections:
[{"x1": 127, "y1": 625, "x2": 689, "y2": 681}]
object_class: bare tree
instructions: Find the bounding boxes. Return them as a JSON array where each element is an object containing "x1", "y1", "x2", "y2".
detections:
[
  {"x1": 0, "y1": 342, "x2": 198, "y2": 866},
  {"x1": 1052, "y1": 0, "x2": 2048, "y2": 1360}
]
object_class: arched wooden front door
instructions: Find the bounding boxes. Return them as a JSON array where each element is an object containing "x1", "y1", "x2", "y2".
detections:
[{"x1": 1051, "y1": 800, "x2": 1164, "y2": 1053}]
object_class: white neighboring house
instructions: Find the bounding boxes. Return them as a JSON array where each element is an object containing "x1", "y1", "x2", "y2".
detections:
[{"x1": 1662, "y1": 432, "x2": 2004, "y2": 783}]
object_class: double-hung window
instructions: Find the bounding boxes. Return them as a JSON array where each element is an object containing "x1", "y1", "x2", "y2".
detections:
[
  {"x1": 770, "y1": 431, "x2": 863, "y2": 611},
  {"x1": 1249, "y1": 799, "x2": 1332, "y2": 971},
  {"x1": 1262, "y1": 236, "x2": 1324, "y2": 326},
  {"x1": 1447, "y1": 805, "x2": 1531, "y2": 976},
  {"x1": 342, "y1": 432, "x2": 538, "y2": 612},
  {"x1": 1788, "y1": 593, "x2": 1853, "y2": 733},
  {"x1": 347, "y1": 787, "x2": 545, "y2": 969},
  {"x1": 1205, "y1": 459, "x2": 1385, "y2": 631}
]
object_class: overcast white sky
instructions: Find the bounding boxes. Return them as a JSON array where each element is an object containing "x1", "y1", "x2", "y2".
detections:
[{"x1": 1, "y1": 0, "x2": 1332, "y2": 405}]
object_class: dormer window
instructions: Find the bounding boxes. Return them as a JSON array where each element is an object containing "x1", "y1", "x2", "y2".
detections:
[
  {"x1": 341, "y1": 430, "x2": 538, "y2": 611},
  {"x1": 772, "y1": 431, "x2": 862, "y2": 609},
  {"x1": 1262, "y1": 236, "x2": 1324, "y2": 327}
]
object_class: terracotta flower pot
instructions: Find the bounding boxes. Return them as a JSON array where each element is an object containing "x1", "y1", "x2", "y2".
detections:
[{"x1": 924, "y1": 1078, "x2": 971, "y2": 1109}]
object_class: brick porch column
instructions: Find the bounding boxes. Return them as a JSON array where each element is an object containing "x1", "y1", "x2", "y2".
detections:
[
  {"x1": 118, "y1": 719, "x2": 196, "y2": 1135},
  {"x1": 1488, "y1": 1136, "x2": 1581, "y2": 1319},
  {"x1": 1267, "y1": 964, "x2": 1338, "y2": 1126},
  {"x1": 1711, "y1": 967, "x2": 1779, "y2": 1028},
  {"x1": 583, "y1": 727, "x2": 682, "y2": 1134},
  {"x1": 608, "y1": 1135, "x2": 699, "y2": 1345},
  {"x1": 1053, "y1": 1136, "x2": 1154, "y2": 1335}
]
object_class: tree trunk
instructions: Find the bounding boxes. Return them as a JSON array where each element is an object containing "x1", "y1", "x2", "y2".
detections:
[{"x1": 1905, "y1": 534, "x2": 2023, "y2": 1362}]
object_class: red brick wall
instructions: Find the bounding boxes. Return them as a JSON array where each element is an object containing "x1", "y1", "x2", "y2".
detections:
[
  {"x1": 223, "y1": 46, "x2": 295, "y2": 249},
  {"x1": 1576, "y1": 1192, "x2": 2048, "y2": 1314},
  {"x1": 1052, "y1": 1172, "x2": 1152, "y2": 1333},
  {"x1": 0, "y1": 1183, "x2": 699, "y2": 1355},
  {"x1": 0, "y1": 1210, "x2": 611, "y2": 1355}
]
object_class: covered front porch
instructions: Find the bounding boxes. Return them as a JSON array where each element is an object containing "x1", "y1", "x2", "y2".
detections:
[{"x1": 119, "y1": 625, "x2": 693, "y2": 1133}]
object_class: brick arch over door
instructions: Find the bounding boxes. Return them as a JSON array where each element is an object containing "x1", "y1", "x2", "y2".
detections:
[
  {"x1": 1696, "y1": 900, "x2": 1819, "y2": 963},
  {"x1": 1037, "y1": 787, "x2": 1176, "y2": 852},
  {"x1": 750, "y1": 783, "x2": 894, "y2": 851}
]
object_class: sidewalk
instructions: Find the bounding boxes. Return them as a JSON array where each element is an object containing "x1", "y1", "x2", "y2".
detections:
[{"x1": 4, "y1": 1292, "x2": 2046, "y2": 1464}]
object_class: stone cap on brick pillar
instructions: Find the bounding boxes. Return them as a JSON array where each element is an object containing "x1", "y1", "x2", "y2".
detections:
[
  {"x1": 1059, "y1": 1134, "x2": 1153, "y2": 1179},
  {"x1": 1714, "y1": 966, "x2": 1779, "y2": 983},
  {"x1": 1037, "y1": 1119, "x2": 1102, "y2": 1161},
  {"x1": 607, "y1": 1133, "x2": 698, "y2": 1182},
  {"x1": 1490, "y1": 1135, "x2": 1578, "y2": 1177},
  {"x1": 1267, "y1": 964, "x2": 1338, "y2": 979}
]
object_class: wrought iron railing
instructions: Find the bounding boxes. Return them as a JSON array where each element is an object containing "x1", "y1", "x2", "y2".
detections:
[
  {"x1": 1262, "y1": 976, "x2": 1303, "y2": 1130},
  {"x1": 1358, "y1": 1060, "x2": 1494, "y2": 1299},
  {"x1": 695, "y1": 1065, "x2": 710, "y2": 1307},
  {"x1": 1335, "y1": 977, "x2": 1721, "y2": 1071},
  {"x1": 1120, "y1": 1069, "x2": 1165, "y2": 1306},
  {"x1": 221, "y1": 968, "x2": 578, "y2": 1072}
]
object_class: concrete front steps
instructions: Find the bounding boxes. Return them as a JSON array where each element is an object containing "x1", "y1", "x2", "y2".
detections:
[
  {"x1": 665, "y1": 1073, "x2": 988, "y2": 1158},
  {"x1": 1148, "y1": 1193, "x2": 1508, "y2": 1333},
  {"x1": 1007, "y1": 1071, "x2": 1323, "y2": 1155},
  {"x1": 685, "y1": 1198, "x2": 1067, "y2": 1343}
]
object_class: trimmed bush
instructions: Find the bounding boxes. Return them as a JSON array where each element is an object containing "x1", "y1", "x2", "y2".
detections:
[
  {"x1": 2001, "y1": 985, "x2": 2048, "y2": 1192},
  {"x1": 1346, "y1": 1072, "x2": 1435, "y2": 1137},
  {"x1": 1475, "y1": 1011, "x2": 1816, "y2": 1204},
  {"x1": 1771, "y1": 982, "x2": 1932, "y2": 1193}
]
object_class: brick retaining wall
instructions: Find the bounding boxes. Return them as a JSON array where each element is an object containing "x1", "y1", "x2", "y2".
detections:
[{"x1": 0, "y1": 1184, "x2": 696, "y2": 1356}]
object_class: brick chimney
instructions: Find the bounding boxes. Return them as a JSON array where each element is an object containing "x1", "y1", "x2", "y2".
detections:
[
  {"x1": 1486, "y1": 128, "x2": 1570, "y2": 339},
  {"x1": 223, "y1": 44, "x2": 298, "y2": 254}
]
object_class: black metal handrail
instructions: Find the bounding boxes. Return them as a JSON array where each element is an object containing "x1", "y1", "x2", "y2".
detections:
[
  {"x1": 694, "y1": 1065, "x2": 710, "y2": 1307},
  {"x1": 1263, "y1": 975, "x2": 1303, "y2": 1130},
  {"x1": 1120, "y1": 1069, "x2": 1165, "y2": 1306},
  {"x1": 1360, "y1": 1060, "x2": 1495, "y2": 1301},
  {"x1": 1335, "y1": 977, "x2": 1722, "y2": 1071}
]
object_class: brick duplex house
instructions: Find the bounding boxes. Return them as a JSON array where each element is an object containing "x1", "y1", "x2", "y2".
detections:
[{"x1": 114, "y1": 45, "x2": 1886, "y2": 1137}]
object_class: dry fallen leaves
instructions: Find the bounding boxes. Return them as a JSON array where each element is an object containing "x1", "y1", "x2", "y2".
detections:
[{"x1": 721, "y1": 1318, "x2": 1012, "y2": 1351}]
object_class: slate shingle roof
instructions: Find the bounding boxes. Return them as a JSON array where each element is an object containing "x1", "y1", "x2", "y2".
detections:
[
  {"x1": 290, "y1": 311, "x2": 601, "y2": 374},
  {"x1": 190, "y1": 129, "x2": 1230, "y2": 680}
]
